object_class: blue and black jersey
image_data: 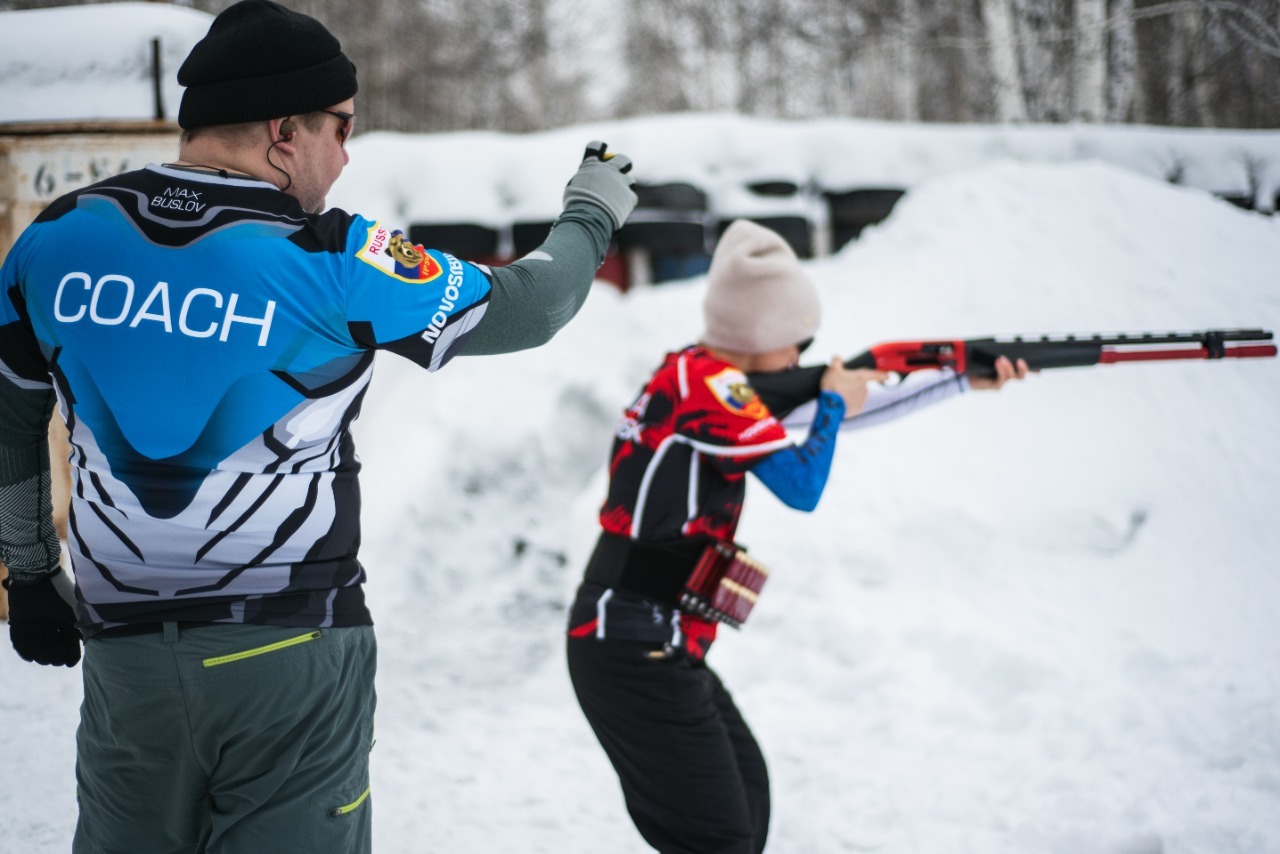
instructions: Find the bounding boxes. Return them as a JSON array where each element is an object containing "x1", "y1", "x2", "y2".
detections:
[{"x1": 0, "y1": 164, "x2": 494, "y2": 635}]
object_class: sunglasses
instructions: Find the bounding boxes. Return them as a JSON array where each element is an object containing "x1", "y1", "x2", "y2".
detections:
[
  {"x1": 796, "y1": 337, "x2": 814, "y2": 355},
  {"x1": 322, "y1": 109, "x2": 357, "y2": 146}
]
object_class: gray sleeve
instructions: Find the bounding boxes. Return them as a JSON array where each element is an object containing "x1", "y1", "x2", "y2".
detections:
[
  {"x1": 457, "y1": 202, "x2": 614, "y2": 356},
  {"x1": 0, "y1": 383, "x2": 61, "y2": 582}
]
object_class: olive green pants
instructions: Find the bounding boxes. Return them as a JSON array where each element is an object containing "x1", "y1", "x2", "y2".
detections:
[{"x1": 73, "y1": 623, "x2": 376, "y2": 854}]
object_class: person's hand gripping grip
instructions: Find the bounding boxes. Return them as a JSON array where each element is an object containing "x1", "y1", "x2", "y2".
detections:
[{"x1": 563, "y1": 140, "x2": 637, "y2": 230}]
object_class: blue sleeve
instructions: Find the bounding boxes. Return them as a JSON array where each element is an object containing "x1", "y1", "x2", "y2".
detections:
[{"x1": 750, "y1": 391, "x2": 846, "y2": 512}]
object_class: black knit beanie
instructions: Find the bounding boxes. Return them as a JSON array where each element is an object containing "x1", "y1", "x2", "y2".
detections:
[{"x1": 178, "y1": 0, "x2": 358, "y2": 130}]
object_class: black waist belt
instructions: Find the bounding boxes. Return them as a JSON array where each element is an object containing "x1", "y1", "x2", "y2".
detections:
[
  {"x1": 584, "y1": 532, "x2": 711, "y2": 606},
  {"x1": 93, "y1": 621, "x2": 217, "y2": 639}
]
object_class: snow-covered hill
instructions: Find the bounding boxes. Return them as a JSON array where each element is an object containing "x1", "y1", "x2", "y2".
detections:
[{"x1": 2, "y1": 142, "x2": 1278, "y2": 852}]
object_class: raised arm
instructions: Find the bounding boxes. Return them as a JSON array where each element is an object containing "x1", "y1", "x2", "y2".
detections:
[{"x1": 459, "y1": 142, "x2": 636, "y2": 356}]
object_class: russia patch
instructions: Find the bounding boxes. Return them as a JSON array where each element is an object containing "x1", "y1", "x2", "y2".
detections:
[
  {"x1": 356, "y1": 224, "x2": 445, "y2": 284},
  {"x1": 705, "y1": 368, "x2": 769, "y2": 420}
]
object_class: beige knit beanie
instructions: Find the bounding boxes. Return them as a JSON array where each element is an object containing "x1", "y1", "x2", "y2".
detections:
[{"x1": 701, "y1": 219, "x2": 821, "y2": 354}]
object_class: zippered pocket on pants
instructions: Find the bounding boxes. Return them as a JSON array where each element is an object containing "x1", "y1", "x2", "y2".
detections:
[
  {"x1": 202, "y1": 630, "x2": 323, "y2": 668},
  {"x1": 330, "y1": 786, "x2": 371, "y2": 818}
]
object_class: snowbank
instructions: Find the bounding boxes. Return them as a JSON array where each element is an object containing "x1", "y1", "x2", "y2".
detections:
[
  {"x1": 1, "y1": 80, "x2": 1277, "y2": 854},
  {"x1": 342, "y1": 158, "x2": 1278, "y2": 853}
]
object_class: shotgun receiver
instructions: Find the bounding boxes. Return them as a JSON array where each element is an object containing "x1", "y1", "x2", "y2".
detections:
[{"x1": 748, "y1": 328, "x2": 1277, "y2": 419}]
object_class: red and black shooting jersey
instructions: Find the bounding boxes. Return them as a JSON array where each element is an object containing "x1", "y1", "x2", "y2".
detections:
[
  {"x1": 600, "y1": 346, "x2": 792, "y2": 541},
  {"x1": 569, "y1": 346, "x2": 792, "y2": 657}
]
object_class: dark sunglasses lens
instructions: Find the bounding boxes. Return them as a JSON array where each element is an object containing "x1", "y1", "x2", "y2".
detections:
[
  {"x1": 326, "y1": 111, "x2": 355, "y2": 144},
  {"x1": 796, "y1": 337, "x2": 814, "y2": 355}
]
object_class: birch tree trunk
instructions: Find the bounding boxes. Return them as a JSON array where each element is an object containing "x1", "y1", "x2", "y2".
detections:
[
  {"x1": 980, "y1": 0, "x2": 1028, "y2": 122},
  {"x1": 895, "y1": 0, "x2": 921, "y2": 120},
  {"x1": 1073, "y1": 0, "x2": 1107, "y2": 121},
  {"x1": 1106, "y1": 0, "x2": 1140, "y2": 122}
]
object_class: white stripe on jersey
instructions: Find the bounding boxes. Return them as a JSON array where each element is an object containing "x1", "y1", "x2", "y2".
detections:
[
  {"x1": 427, "y1": 303, "x2": 488, "y2": 372},
  {"x1": 629, "y1": 431, "x2": 791, "y2": 539},
  {"x1": 630, "y1": 434, "x2": 676, "y2": 538},
  {"x1": 595, "y1": 588, "x2": 613, "y2": 639},
  {"x1": 682, "y1": 450, "x2": 700, "y2": 536},
  {"x1": 677, "y1": 434, "x2": 793, "y2": 457}
]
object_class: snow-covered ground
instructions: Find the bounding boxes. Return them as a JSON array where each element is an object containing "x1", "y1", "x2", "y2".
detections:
[
  {"x1": 351, "y1": 156, "x2": 1280, "y2": 854},
  {"x1": 3, "y1": 131, "x2": 1277, "y2": 852},
  {"x1": 3, "y1": 3, "x2": 1279, "y2": 851}
]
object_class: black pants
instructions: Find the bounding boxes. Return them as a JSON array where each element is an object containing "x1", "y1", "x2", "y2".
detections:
[{"x1": 567, "y1": 638, "x2": 770, "y2": 854}]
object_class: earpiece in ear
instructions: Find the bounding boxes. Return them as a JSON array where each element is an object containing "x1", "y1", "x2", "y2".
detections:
[{"x1": 280, "y1": 120, "x2": 296, "y2": 142}]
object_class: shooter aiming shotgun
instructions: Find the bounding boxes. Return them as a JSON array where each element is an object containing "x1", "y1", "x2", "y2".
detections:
[
  {"x1": 749, "y1": 328, "x2": 1277, "y2": 418},
  {"x1": 568, "y1": 219, "x2": 1269, "y2": 853}
]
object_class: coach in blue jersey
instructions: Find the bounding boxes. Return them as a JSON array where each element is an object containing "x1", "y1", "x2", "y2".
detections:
[{"x1": 0, "y1": 1, "x2": 635, "y2": 850}]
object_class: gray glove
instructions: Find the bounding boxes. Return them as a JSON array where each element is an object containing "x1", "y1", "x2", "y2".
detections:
[{"x1": 562, "y1": 140, "x2": 637, "y2": 231}]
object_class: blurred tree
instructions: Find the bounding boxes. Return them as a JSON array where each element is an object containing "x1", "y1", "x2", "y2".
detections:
[
  {"x1": 981, "y1": 0, "x2": 1030, "y2": 121},
  {"x1": 1107, "y1": 0, "x2": 1141, "y2": 121},
  {"x1": 1075, "y1": 0, "x2": 1107, "y2": 120}
]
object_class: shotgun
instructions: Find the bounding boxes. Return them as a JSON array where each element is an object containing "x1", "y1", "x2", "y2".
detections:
[{"x1": 748, "y1": 328, "x2": 1277, "y2": 419}]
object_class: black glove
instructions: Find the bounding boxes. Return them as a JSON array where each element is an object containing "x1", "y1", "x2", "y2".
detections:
[
  {"x1": 4, "y1": 570, "x2": 81, "y2": 667},
  {"x1": 563, "y1": 140, "x2": 638, "y2": 230}
]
